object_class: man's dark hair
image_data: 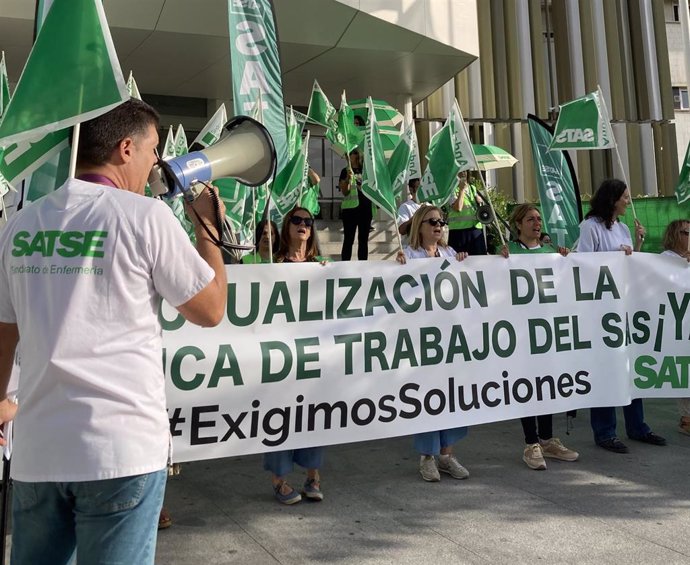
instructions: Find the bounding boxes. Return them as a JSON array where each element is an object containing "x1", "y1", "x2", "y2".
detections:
[{"x1": 77, "y1": 98, "x2": 160, "y2": 167}]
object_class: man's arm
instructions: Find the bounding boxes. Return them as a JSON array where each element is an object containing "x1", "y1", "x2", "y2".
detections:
[
  {"x1": 0, "y1": 323, "x2": 19, "y2": 443},
  {"x1": 177, "y1": 187, "x2": 228, "y2": 327}
]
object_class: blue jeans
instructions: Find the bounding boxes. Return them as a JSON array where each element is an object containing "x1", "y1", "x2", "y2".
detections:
[
  {"x1": 263, "y1": 448, "x2": 324, "y2": 477},
  {"x1": 590, "y1": 399, "x2": 651, "y2": 444},
  {"x1": 11, "y1": 469, "x2": 167, "y2": 565},
  {"x1": 414, "y1": 427, "x2": 468, "y2": 455}
]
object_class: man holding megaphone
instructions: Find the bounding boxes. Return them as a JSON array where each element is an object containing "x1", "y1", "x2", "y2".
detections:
[{"x1": 0, "y1": 99, "x2": 228, "y2": 565}]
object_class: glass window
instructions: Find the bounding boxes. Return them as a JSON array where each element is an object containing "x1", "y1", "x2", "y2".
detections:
[{"x1": 673, "y1": 87, "x2": 689, "y2": 110}]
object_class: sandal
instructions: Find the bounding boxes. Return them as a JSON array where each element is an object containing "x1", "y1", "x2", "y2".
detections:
[{"x1": 158, "y1": 507, "x2": 172, "y2": 530}]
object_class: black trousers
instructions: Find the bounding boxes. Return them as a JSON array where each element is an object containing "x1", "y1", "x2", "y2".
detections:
[
  {"x1": 341, "y1": 201, "x2": 373, "y2": 261},
  {"x1": 521, "y1": 415, "x2": 553, "y2": 445}
]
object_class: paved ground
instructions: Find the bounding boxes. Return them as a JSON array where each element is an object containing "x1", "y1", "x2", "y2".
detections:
[{"x1": 155, "y1": 398, "x2": 690, "y2": 565}]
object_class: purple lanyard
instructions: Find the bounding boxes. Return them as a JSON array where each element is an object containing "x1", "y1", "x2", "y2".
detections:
[{"x1": 76, "y1": 173, "x2": 118, "y2": 189}]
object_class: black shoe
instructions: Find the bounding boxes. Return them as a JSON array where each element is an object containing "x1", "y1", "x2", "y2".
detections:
[
  {"x1": 597, "y1": 437, "x2": 629, "y2": 453},
  {"x1": 630, "y1": 432, "x2": 667, "y2": 446}
]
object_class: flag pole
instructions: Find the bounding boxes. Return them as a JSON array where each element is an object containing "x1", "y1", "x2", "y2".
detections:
[
  {"x1": 597, "y1": 85, "x2": 637, "y2": 220},
  {"x1": 68, "y1": 123, "x2": 80, "y2": 179},
  {"x1": 455, "y1": 99, "x2": 505, "y2": 247}
]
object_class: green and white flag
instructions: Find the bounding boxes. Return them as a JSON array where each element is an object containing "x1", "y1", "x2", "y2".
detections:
[
  {"x1": 271, "y1": 131, "x2": 309, "y2": 218},
  {"x1": 174, "y1": 124, "x2": 188, "y2": 157},
  {"x1": 528, "y1": 114, "x2": 581, "y2": 248},
  {"x1": 0, "y1": 52, "x2": 10, "y2": 120},
  {"x1": 0, "y1": 0, "x2": 128, "y2": 146},
  {"x1": 387, "y1": 118, "x2": 418, "y2": 201},
  {"x1": 161, "y1": 126, "x2": 175, "y2": 160},
  {"x1": 327, "y1": 91, "x2": 364, "y2": 156},
  {"x1": 300, "y1": 176, "x2": 320, "y2": 216},
  {"x1": 418, "y1": 100, "x2": 476, "y2": 207},
  {"x1": 126, "y1": 71, "x2": 142, "y2": 100},
  {"x1": 361, "y1": 98, "x2": 396, "y2": 218},
  {"x1": 675, "y1": 139, "x2": 690, "y2": 205},
  {"x1": 306, "y1": 80, "x2": 336, "y2": 129},
  {"x1": 228, "y1": 0, "x2": 288, "y2": 171},
  {"x1": 285, "y1": 106, "x2": 302, "y2": 159},
  {"x1": 191, "y1": 104, "x2": 227, "y2": 150},
  {"x1": 216, "y1": 177, "x2": 248, "y2": 238},
  {"x1": 549, "y1": 89, "x2": 615, "y2": 151}
]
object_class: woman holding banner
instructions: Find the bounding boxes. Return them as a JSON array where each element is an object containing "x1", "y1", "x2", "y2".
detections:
[
  {"x1": 500, "y1": 204, "x2": 580, "y2": 470},
  {"x1": 575, "y1": 179, "x2": 666, "y2": 453},
  {"x1": 396, "y1": 206, "x2": 470, "y2": 481},
  {"x1": 660, "y1": 219, "x2": 690, "y2": 436},
  {"x1": 263, "y1": 207, "x2": 328, "y2": 504}
]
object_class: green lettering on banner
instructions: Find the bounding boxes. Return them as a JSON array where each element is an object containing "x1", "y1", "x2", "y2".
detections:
[
  {"x1": 227, "y1": 282, "x2": 259, "y2": 326},
  {"x1": 295, "y1": 337, "x2": 320, "y2": 380},
  {"x1": 364, "y1": 331, "x2": 389, "y2": 373},
  {"x1": 393, "y1": 274, "x2": 421, "y2": 313},
  {"x1": 261, "y1": 341, "x2": 292, "y2": 383},
  {"x1": 634, "y1": 355, "x2": 690, "y2": 389},
  {"x1": 208, "y1": 344, "x2": 243, "y2": 387},
  {"x1": 364, "y1": 277, "x2": 395, "y2": 316},
  {"x1": 391, "y1": 329, "x2": 418, "y2": 370},
  {"x1": 334, "y1": 333, "x2": 362, "y2": 375},
  {"x1": 263, "y1": 282, "x2": 295, "y2": 324},
  {"x1": 171, "y1": 346, "x2": 206, "y2": 390},
  {"x1": 299, "y1": 281, "x2": 323, "y2": 321}
]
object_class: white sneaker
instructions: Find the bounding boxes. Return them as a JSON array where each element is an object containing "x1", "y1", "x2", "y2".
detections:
[
  {"x1": 523, "y1": 443, "x2": 547, "y2": 470},
  {"x1": 419, "y1": 455, "x2": 440, "y2": 482},
  {"x1": 540, "y1": 437, "x2": 579, "y2": 462},
  {"x1": 437, "y1": 454, "x2": 469, "y2": 479}
]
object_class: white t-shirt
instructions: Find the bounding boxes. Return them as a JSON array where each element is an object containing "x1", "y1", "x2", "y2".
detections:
[
  {"x1": 0, "y1": 179, "x2": 214, "y2": 481},
  {"x1": 396, "y1": 199, "x2": 421, "y2": 227},
  {"x1": 574, "y1": 217, "x2": 632, "y2": 252},
  {"x1": 403, "y1": 245, "x2": 457, "y2": 259}
]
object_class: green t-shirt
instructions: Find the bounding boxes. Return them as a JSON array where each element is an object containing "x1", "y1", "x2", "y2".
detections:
[
  {"x1": 499, "y1": 240, "x2": 554, "y2": 255},
  {"x1": 241, "y1": 253, "x2": 270, "y2": 264}
]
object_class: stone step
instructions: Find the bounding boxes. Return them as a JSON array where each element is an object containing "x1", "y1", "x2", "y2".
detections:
[{"x1": 314, "y1": 218, "x2": 401, "y2": 262}]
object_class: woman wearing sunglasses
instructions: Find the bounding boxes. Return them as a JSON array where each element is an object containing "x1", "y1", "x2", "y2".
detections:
[
  {"x1": 500, "y1": 204, "x2": 579, "y2": 470},
  {"x1": 396, "y1": 206, "x2": 470, "y2": 481},
  {"x1": 264, "y1": 207, "x2": 329, "y2": 504},
  {"x1": 660, "y1": 219, "x2": 690, "y2": 436}
]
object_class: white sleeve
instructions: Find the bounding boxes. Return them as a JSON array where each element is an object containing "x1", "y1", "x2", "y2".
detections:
[
  {"x1": 143, "y1": 201, "x2": 215, "y2": 307},
  {"x1": 574, "y1": 220, "x2": 599, "y2": 253},
  {"x1": 0, "y1": 230, "x2": 16, "y2": 323}
]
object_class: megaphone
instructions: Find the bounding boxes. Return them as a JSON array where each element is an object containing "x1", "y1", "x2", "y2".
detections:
[
  {"x1": 476, "y1": 204, "x2": 495, "y2": 225},
  {"x1": 148, "y1": 115, "x2": 276, "y2": 201}
]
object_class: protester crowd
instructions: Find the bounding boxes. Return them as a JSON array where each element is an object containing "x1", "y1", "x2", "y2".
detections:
[{"x1": 0, "y1": 99, "x2": 688, "y2": 565}]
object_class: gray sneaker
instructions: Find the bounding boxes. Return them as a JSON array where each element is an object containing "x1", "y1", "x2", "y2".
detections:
[
  {"x1": 419, "y1": 455, "x2": 440, "y2": 482},
  {"x1": 437, "y1": 454, "x2": 469, "y2": 479}
]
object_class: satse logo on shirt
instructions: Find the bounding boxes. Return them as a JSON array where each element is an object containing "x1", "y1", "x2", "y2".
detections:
[{"x1": 12, "y1": 230, "x2": 108, "y2": 258}]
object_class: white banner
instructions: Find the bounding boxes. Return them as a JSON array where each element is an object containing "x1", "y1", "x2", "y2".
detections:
[{"x1": 162, "y1": 253, "x2": 690, "y2": 463}]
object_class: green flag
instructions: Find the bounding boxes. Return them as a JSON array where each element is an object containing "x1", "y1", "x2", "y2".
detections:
[
  {"x1": 285, "y1": 106, "x2": 302, "y2": 159},
  {"x1": 418, "y1": 101, "x2": 476, "y2": 207},
  {"x1": 387, "y1": 119, "x2": 416, "y2": 201},
  {"x1": 300, "y1": 175, "x2": 320, "y2": 216},
  {"x1": 675, "y1": 139, "x2": 690, "y2": 205},
  {"x1": 549, "y1": 89, "x2": 615, "y2": 151},
  {"x1": 192, "y1": 104, "x2": 227, "y2": 149},
  {"x1": 0, "y1": 0, "x2": 128, "y2": 146},
  {"x1": 306, "y1": 80, "x2": 336, "y2": 129},
  {"x1": 216, "y1": 177, "x2": 247, "y2": 233},
  {"x1": 327, "y1": 91, "x2": 364, "y2": 156},
  {"x1": 271, "y1": 131, "x2": 309, "y2": 218},
  {"x1": 361, "y1": 98, "x2": 396, "y2": 218},
  {"x1": 528, "y1": 114, "x2": 581, "y2": 248},
  {"x1": 126, "y1": 71, "x2": 142, "y2": 100},
  {"x1": 228, "y1": 0, "x2": 288, "y2": 172},
  {"x1": 174, "y1": 125, "x2": 188, "y2": 157},
  {"x1": 162, "y1": 126, "x2": 176, "y2": 160},
  {"x1": 0, "y1": 52, "x2": 10, "y2": 120}
]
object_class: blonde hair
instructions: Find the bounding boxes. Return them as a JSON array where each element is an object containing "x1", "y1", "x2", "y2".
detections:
[
  {"x1": 508, "y1": 204, "x2": 540, "y2": 237},
  {"x1": 408, "y1": 206, "x2": 449, "y2": 250}
]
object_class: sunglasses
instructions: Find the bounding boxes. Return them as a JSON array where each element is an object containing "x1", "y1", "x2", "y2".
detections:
[
  {"x1": 289, "y1": 216, "x2": 314, "y2": 227},
  {"x1": 422, "y1": 218, "x2": 448, "y2": 227}
]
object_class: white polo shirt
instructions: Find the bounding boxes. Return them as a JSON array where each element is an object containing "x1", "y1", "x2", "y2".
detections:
[{"x1": 0, "y1": 179, "x2": 214, "y2": 481}]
